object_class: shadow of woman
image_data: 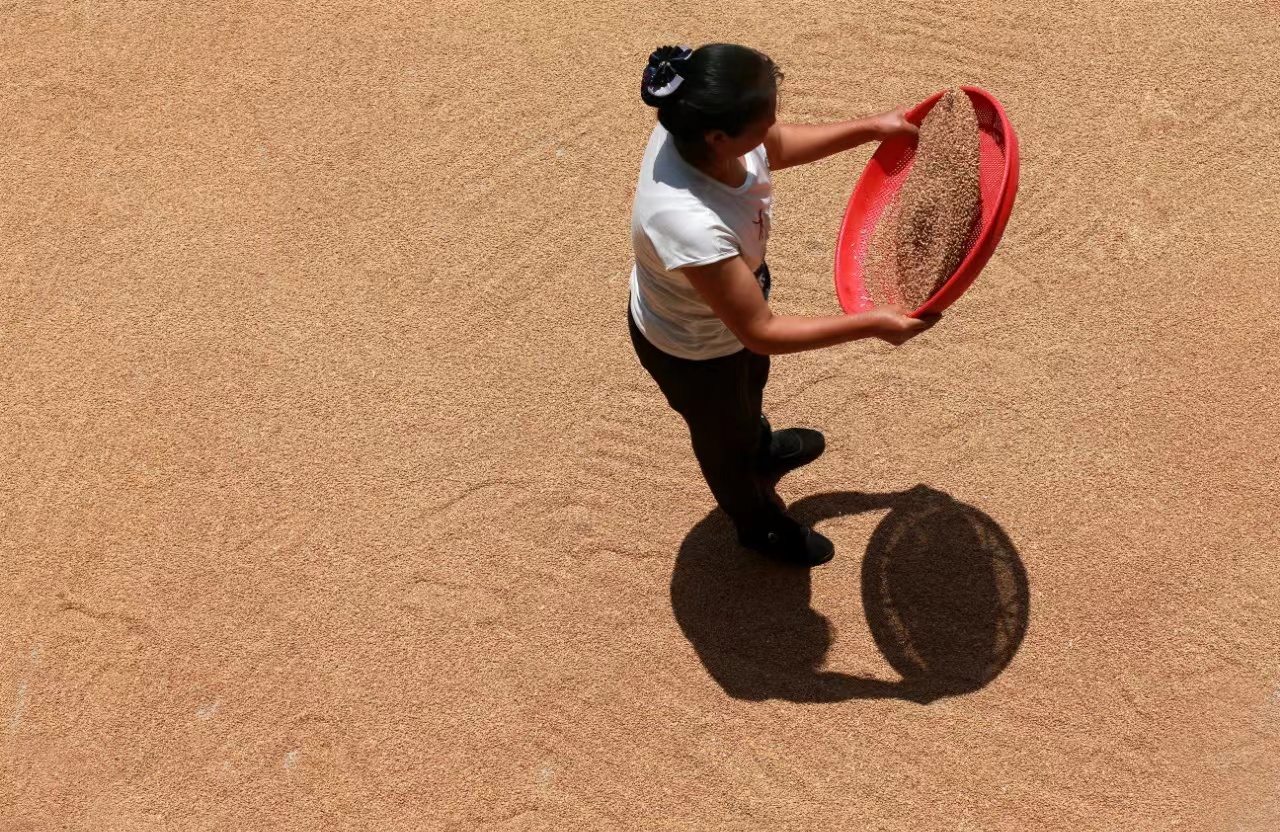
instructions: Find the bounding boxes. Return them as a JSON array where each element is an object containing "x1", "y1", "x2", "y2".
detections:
[{"x1": 669, "y1": 485, "x2": 1029, "y2": 704}]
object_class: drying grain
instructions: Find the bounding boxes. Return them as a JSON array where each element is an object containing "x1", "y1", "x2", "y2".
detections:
[
  {"x1": 864, "y1": 192, "x2": 906, "y2": 307},
  {"x1": 865, "y1": 89, "x2": 982, "y2": 309}
]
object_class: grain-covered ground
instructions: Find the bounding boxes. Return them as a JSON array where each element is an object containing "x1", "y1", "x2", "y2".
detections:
[{"x1": 3, "y1": 2, "x2": 1278, "y2": 829}]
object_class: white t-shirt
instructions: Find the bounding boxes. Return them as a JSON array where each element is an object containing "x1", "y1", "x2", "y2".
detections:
[{"x1": 628, "y1": 124, "x2": 773, "y2": 360}]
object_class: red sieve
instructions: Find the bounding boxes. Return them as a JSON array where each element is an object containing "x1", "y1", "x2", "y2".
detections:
[{"x1": 834, "y1": 87, "x2": 1020, "y2": 317}]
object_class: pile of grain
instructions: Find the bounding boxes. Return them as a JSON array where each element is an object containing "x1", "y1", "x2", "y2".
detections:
[{"x1": 865, "y1": 89, "x2": 982, "y2": 309}]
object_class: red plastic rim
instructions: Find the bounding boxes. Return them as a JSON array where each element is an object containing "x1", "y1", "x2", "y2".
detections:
[{"x1": 834, "y1": 87, "x2": 1020, "y2": 316}]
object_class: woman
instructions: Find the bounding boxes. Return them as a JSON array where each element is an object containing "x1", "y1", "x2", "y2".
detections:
[{"x1": 629, "y1": 43, "x2": 938, "y2": 566}]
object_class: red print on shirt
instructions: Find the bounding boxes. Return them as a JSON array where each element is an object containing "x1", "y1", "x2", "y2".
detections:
[{"x1": 753, "y1": 208, "x2": 770, "y2": 241}]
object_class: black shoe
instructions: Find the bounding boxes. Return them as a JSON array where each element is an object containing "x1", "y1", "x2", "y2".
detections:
[
  {"x1": 764, "y1": 427, "x2": 825, "y2": 480},
  {"x1": 738, "y1": 517, "x2": 835, "y2": 567}
]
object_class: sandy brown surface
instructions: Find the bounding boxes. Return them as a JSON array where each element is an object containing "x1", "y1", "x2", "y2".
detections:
[{"x1": 3, "y1": 2, "x2": 1279, "y2": 830}]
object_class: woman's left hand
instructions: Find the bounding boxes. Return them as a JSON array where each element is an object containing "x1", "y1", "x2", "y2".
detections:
[{"x1": 874, "y1": 105, "x2": 919, "y2": 140}]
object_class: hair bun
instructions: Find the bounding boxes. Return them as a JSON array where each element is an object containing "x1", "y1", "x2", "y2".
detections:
[{"x1": 641, "y1": 45, "x2": 694, "y2": 106}]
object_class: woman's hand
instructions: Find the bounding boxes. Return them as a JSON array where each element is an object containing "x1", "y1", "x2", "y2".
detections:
[
  {"x1": 873, "y1": 105, "x2": 920, "y2": 141},
  {"x1": 863, "y1": 306, "x2": 939, "y2": 345}
]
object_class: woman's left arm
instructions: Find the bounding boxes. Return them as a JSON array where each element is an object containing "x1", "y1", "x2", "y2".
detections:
[{"x1": 764, "y1": 106, "x2": 918, "y2": 170}]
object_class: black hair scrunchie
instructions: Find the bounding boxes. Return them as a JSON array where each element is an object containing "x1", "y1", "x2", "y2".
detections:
[{"x1": 641, "y1": 45, "x2": 693, "y2": 106}]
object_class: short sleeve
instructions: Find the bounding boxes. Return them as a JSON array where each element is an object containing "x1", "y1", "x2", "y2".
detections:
[
  {"x1": 751, "y1": 142, "x2": 770, "y2": 174},
  {"x1": 644, "y1": 208, "x2": 740, "y2": 271}
]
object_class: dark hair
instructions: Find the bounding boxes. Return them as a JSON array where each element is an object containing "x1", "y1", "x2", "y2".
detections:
[{"x1": 641, "y1": 43, "x2": 781, "y2": 159}]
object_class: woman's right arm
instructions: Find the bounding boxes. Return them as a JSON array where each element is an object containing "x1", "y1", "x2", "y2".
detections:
[{"x1": 682, "y1": 255, "x2": 938, "y2": 356}]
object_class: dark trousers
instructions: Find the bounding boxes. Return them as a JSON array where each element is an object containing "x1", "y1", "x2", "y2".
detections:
[{"x1": 628, "y1": 307, "x2": 784, "y2": 533}]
